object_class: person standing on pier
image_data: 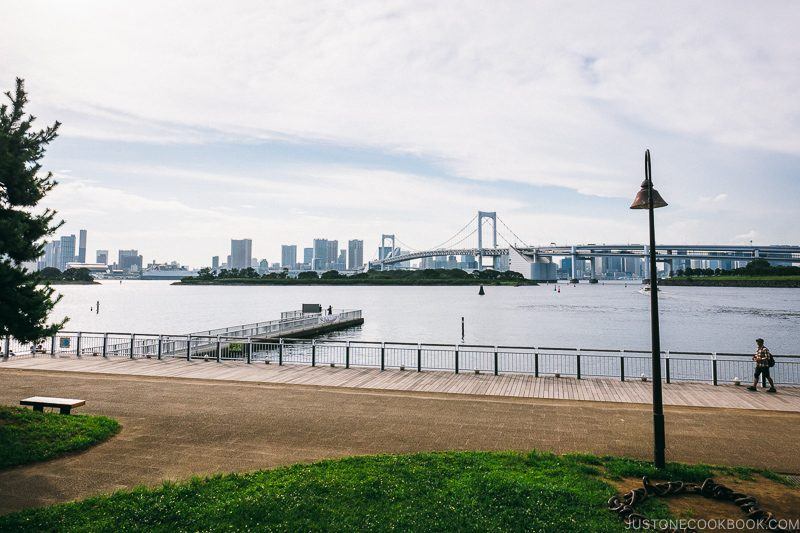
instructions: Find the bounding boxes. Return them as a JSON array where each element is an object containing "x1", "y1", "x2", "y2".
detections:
[{"x1": 747, "y1": 338, "x2": 777, "y2": 393}]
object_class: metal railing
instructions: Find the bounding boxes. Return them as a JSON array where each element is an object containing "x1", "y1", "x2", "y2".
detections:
[
  {"x1": 4, "y1": 332, "x2": 798, "y2": 386},
  {"x1": 187, "y1": 309, "x2": 362, "y2": 339}
]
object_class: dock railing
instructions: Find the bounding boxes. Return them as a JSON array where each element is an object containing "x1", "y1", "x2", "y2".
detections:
[{"x1": 4, "y1": 332, "x2": 799, "y2": 386}]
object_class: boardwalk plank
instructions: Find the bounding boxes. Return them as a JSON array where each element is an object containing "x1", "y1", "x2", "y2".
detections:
[{"x1": 2, "y1": 357, "x2": 798, "y2": 412}]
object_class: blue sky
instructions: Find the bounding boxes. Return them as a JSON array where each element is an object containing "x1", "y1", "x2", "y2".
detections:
[{"x1": 3, "y1": 1, "x2": 799, "y2": 266}]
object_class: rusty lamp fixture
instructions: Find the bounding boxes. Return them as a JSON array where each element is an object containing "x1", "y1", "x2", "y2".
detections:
[{"x1": 630, "y1": 148, "x2": 668, "y2": 469}]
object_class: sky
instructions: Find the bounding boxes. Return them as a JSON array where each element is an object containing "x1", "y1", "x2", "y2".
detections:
[{"x1": 3, "y1": 1, "x2": 799, "y2": 267}]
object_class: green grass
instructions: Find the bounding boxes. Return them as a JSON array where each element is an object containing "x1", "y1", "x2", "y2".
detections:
[
  {"x1": 0, "y1": 451, "x2": 675, "y2": 532},
  {"x1": 1, "y1": 450, "x2": 785, "y2": 532},
  {"x1": 0, "y1": 406, "x2": 119, "y2": 469}
]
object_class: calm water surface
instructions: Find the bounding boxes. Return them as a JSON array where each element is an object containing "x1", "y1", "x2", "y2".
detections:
[{"x1": 51, "y1": 280, "x2": 800, "y2": 354}]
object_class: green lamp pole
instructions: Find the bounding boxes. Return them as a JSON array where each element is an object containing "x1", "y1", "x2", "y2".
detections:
[{"x1": 630, "y1": 149, "x2": 668, "y2": 469}]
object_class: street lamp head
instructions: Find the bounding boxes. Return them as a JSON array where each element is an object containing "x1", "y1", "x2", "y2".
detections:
[
  {"x1": 630, "y1": 149, "x2": 668, "y2": 209},
  {"x1": 630, "y1": 180, "x2": 668, "y2": 209}
]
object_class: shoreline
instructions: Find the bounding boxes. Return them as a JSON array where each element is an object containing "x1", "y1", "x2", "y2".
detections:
[
  {"x1": 46, "y1": 280, "x2": 100, "y2": 285},
  {"x1": 660, "y1": 278, "x2": 800, "y2": 288},
  {"x1": 174, "y1": 279, "x2": 539, "y2": 286}
]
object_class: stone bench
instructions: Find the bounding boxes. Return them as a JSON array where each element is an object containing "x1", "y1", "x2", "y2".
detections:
[{"x1": 20, "y1": 396, "x2": 86, "y2": 415}]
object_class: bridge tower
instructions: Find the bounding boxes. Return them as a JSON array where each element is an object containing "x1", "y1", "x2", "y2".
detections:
[
  {"x1": 379, "y1": 234, "x2": 396, "y2": 270},
  {"x1": 477, "y1": 211, "x2": 497, "y2": 271}
]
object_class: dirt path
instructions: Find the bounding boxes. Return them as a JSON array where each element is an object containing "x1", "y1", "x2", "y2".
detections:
[{"x1": 1, "y1": 368, "x2": 798, "y2": 515}]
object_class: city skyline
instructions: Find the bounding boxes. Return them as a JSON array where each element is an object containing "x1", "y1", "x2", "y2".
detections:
[{"x1": 3, "y1": 2, "x2": 799, "y2": 266}]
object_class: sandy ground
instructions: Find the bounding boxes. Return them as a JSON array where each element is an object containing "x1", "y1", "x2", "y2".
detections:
[{"x1": 1, "y1": 368, "x2": 799, "y2": 515}]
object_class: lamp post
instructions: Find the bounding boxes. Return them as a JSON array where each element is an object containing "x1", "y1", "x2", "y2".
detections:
[{"x1": 630, "y1": 148, "x2": 668, "y2": 469}]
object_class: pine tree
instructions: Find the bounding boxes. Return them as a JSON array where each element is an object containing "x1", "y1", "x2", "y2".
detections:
[{"x1": 1, "y1": 78, "x2": 66, "y2": 343}]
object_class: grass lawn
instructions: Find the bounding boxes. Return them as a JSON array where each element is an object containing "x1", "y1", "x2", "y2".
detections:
[
  {"x1": 0, "y1": 406, "x2": 119, "y2": 470},
  {"x1": 1, "y1": 450, "x2": 768, "y2": 532}
]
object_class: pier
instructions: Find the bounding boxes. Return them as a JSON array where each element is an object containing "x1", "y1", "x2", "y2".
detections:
[{"x1": 2, "y1": 308, "x2": 364, "y2": 361}]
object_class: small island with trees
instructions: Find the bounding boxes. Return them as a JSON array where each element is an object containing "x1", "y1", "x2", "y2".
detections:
[
  {"x1": 178, "y1": 267, "x2": 537, "y2": 286},
  {"x1": 661, "y1": 259, "x2": 800, "y2": 287},
  {"x1": 37, "y1": 267, "x2": 98, "y2": 284}
]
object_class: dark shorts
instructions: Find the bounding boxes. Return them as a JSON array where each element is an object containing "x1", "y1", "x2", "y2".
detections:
[{"x1": 755, "y1": 366, "x2": 771, "y2": 379}]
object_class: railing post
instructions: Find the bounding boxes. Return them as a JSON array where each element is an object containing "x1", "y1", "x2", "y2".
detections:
[
  {"x1": 493, "y1": 346, "x2": 498, "y2": 376},
  {"x1": 216, "y1": 335, "x2": 221, "y2": 363},
  {"x1": 620, "y1": 350, "x2": 625, "y2": 382},
  {"x1": 279, "y1": 339, "x2": 283, "y2": 366},
  {"x1": 712, "y1": 353, "x2": 718, "y2": 386},
  {"x1": 157, "y1": 335, "x2": 163, "y2": 360},
  {"x1": 576, "y1": 348, "x2": 581, "y2": 380},
  {"x1": 130, "y1": 334, "x2": 135, "y2": 359},
  {"x1": 454, "y1": 344, "x2": 459, "y2": 374},
  {"x1": 50, "y1": 335, "x2": 56, "y2": 357},
  {"x1": 345, "y1": 341, "x2": 350, "y2": 369},
  {"x1": 312, "y1": 340, "x2": 316, "y2": 367},
  {"x1": 665, "y1": 351, "x2": 670, "y2": 383},
  {"x1": 76, "y1": 332, "x2": 82, "y2": 358},
  {"x1": 186, "y1": 335, "x2": 191, "y2": 361},
  {"x1": 417, "y1": 343, "x2": 422, "y2": 372},
  {"x1": 102, "y1": 333, "x2": 108, "y2": 358},
  {"x1": 247, "y1": 337, "x2": 252, "y2": 364},
  {"x1": 380, "y1": 342, "x2": 385, "y2": 371},
  {"x1": 534, "y1": 348, "x2": 539, "y2": 378}
]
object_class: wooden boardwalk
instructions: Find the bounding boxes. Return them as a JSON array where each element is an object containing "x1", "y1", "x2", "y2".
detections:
[{"x1": 3, "y1": 356, "x2": 799, "y2": 412}]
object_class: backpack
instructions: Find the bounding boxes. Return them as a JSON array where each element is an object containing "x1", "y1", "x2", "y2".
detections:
[{"x1": 768, "y1": 354, "x2": 776, "y2": 368}]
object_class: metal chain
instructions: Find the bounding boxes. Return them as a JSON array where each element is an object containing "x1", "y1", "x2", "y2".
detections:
[{"x1": 608, "y1": 476, "x2": 791, "y2": 532}]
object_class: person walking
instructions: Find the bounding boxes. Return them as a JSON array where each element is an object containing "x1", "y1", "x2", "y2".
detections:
[{"x1": 747, "y1": 338, "x2": 777, "y2": 393}]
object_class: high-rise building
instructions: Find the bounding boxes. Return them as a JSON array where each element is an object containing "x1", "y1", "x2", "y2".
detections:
[
  {"x1": 347, "y1": 240, "x2": 364, "y2": 270},
  {"x1": 96, "y1": 250, "x2": 108, "y2": 264},
  {"x1": 230, "y1": 239, "x2": 252, "y2": 270},
  {"x1": 211, "y1": 256, "x2": 219, "y2": 271},
  {"x1": 118, "y1": 249, "x2": 143, "y2": 272},
  {"x1": 281, "y1": 245, "x2": 297, "y2": 268},
  {"x1": 77, "y1": 229, "x2": 87, "y2": 263},
  {"x1": 44, "y1": 240, "x2": 60, "y2": 269},
  {"x1": 326, "y1": 240, "x2": 339, "y2": 269},
  {"x1": 312, "y1": 239, "x2": 329, "y2": 270},
  {"x1": 377, "y1": 246, "x2": 392, "y2": 260},
  {"x1": 58, "y1": 235, "x2": 76, "y2": 271},
  {"x1": 335, "y1": 250, "x2": 347, "y2": 271},
  {"x1": 303, "y1": 247, "x2": 313, "y2": 265}
]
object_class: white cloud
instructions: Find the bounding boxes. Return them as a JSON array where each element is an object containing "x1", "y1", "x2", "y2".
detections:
[
  {"x1": 3, "y1": 1, "x2": 798, "y2": 260},
  {"x1": 3, "y1": 1, "x2": 799, "y2": 199}
]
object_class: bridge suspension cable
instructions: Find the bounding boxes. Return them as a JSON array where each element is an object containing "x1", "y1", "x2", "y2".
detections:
[
  {"x1": 430, "y1": 214, "x2": 478, "y2": 250},
  {"x1": 496, "y1": 216, "x2": 531, "y2": 248},
  {"x1": 446, "y1": 226, "x2": 479, "y2": 249},
  {"x1": 392, "y1": 236, "x2": 420, "y2": 252}
]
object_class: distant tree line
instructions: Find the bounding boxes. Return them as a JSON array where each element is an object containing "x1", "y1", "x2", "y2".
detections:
[
  {"x1": 192, "y1": 267, "x2": 526, "y2": 283},
  {"x1": 38, "y1": 267, "x2": 94, "y2": 282},
  {"x1": 673, "y1": 259, "x2": 800, "y2": 278}
]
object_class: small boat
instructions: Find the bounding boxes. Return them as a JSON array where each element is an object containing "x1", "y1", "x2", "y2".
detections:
[{"x1": 638, "y1": 286, "x2": 660, "y2": 294}]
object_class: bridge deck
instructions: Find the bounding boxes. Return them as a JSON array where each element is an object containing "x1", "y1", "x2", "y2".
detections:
[{"x1": 3, "y1": 356, "x2": 798, "y2": 412}]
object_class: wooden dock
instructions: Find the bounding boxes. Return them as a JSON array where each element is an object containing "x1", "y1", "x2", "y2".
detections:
[{"x1": 3, "y1": 356, "x2": 798, "y2": 412}]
